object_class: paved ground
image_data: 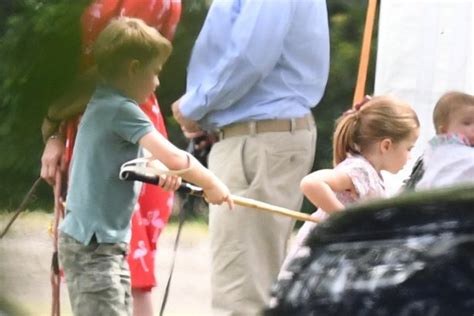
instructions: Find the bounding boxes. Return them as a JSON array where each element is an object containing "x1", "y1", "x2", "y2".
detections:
[{"x1": 0, "y1": 211, "x2": 212, "y2": 316}]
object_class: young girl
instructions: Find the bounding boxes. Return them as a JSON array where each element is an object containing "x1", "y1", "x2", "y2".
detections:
[{"x1": 279, "y1": 96, "x2": 420, "y2": 278}]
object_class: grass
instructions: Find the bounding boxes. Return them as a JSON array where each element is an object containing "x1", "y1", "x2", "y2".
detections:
[
  {"x1": 0, "y1": 208, "x2": 209, "y2": 233},
  {"x1": 0, "y1": 210, "x2": 211, "y2": 316}
]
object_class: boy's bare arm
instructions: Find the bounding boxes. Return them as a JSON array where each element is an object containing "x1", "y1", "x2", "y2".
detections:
[{"x1": 139, "y1": 130, "x2": 233, "y2": 207}]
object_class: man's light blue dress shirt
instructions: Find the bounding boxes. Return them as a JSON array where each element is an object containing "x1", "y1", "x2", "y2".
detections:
[{"x1": 180, "y1": 0, "x2": 330, "y2": 130}]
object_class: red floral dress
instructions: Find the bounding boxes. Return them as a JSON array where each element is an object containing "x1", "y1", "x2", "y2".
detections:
[{"x1": 67, "y1": 0, "x2": 181, "y2": 290}]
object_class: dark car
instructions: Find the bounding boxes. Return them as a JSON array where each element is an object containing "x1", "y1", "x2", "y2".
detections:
[{"x1": 266, "y1": 185, "x2": 474, "y2": 316}]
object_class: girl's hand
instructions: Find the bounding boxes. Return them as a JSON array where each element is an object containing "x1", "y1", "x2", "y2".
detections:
[
  {"x1": 158, "y1": 175, "x2": 182, "y2": 192},
  {"x1": 203, "y1": 178, "x2": 234, "y2": 209},
  {"x1": 312, "y1": 209, "x2": 329, "y2": 222}
]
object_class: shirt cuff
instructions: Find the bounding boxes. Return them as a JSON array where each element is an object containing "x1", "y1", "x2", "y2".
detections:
[{"x1": 179, "y1": 90, "x2": 208, "y2": 121}]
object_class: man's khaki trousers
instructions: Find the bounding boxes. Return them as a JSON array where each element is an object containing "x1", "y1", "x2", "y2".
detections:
[{"x1": 208, "y1": 123, "x2": 316, "y2": 316}]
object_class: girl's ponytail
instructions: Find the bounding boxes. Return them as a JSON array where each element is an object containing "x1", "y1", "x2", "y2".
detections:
[
  {"x1": 332, "y1": 96, "x2": 419, "y2": 167},
  {"x1": 332, "y1": 113, "x2": 360, "y2": 166}
]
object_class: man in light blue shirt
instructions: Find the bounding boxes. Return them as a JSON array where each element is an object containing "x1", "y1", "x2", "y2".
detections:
[{"x1": 172, "y1": 0, "x2": 329, "y2": 314}]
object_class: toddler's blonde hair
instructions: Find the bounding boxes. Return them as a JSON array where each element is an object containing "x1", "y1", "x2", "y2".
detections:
[{"x1": 433, "y1": 91, "x2": 474, "y2": 134}]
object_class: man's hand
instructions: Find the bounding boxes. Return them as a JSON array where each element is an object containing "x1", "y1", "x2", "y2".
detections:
[
  {"x1": 40, "y1": 137, "x2": 66, "y2": 186},
  {"x1": 171, "y1": 98, "x2": 202, "y2": 137}
]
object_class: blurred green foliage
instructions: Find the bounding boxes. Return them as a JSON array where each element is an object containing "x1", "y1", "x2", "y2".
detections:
[
  {"x1": 0, "y1": 0, "x2": 376, "y2": 212},
  {"x1": 0, "y1": 0, "x2": 89, "y2": 210}
]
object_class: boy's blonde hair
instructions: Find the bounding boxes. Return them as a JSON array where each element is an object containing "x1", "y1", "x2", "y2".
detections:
[
  {"x1": 433, "y1": 91, "x2": 474, "y2": 134},
  {"x1": 93, "y1": 17, "x2": 172, "y2": 79},
  {"x1": 333, "y1": 96, "x2": 420, "y2": 166}
]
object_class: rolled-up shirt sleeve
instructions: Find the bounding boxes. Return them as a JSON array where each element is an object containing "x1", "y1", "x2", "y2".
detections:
[{"x1": 181, "y1": 0, "x2": 293, "y2": 121}]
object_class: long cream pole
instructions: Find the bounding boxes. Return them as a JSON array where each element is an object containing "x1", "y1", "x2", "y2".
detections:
[
  {"x1": 231, "y1": 195, "x2": 319, "y2": 223},
  {"x1": 120, "y1": 168, "x2": 321, "y2": 223}
]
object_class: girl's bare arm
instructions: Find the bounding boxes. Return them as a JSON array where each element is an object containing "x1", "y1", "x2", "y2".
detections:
[{"x1": 300, "y1": 169, "x2": 354, "y2": 213}]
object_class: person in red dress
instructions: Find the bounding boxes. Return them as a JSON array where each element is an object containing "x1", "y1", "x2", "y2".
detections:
[{"x1": 40, "y1": 1, "x2": 181, "y2": 315}]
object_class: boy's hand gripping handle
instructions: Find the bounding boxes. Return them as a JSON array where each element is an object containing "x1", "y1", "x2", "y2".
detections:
[{"x1": 120, "y1": 169, "x2": 205, "y2": 198}]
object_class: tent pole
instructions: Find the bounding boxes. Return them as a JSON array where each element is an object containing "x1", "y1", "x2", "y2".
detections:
[{"x1": 353, "y1": 0, "x2": 378, "y2": 105}]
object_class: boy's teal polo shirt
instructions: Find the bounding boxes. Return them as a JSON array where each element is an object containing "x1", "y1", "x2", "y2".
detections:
[{"x1": 59, "y1": 84, "x2": 154, "y2": 245}]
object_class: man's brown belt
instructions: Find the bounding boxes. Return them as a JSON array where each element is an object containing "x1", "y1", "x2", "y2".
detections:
[{"x1": 217, "y1": 114, "x2": 315, "y2": 140}]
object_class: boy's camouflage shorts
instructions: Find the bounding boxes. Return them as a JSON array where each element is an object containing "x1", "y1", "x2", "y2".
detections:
[{"x1": 59, "y1": 233, "x2": 131, "y2": 316}]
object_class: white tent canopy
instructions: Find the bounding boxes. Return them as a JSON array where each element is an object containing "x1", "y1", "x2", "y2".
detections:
[{"x1": 374, "y1": 0, "x2": 474, "y2": 194}]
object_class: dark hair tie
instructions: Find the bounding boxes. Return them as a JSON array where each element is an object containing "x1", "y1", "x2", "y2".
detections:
[
  {"x1": 354, "y1": 95, "x2": 372, "y2": 111},
  {"x1": 343, "y1": 95, "x2": 372, "y2": 116}
]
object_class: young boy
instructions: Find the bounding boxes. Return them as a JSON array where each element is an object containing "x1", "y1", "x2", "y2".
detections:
[
  {"x1": 405, "y1": 91, "x2": 474, "y2": 190},
  {"x1": 58, "y1": 17, "x2": 233, "y2": 316}
]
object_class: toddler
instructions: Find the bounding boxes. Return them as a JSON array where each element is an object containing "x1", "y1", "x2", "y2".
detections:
[{"x1": 415, "y1": 91, "x2": 474, "y2": 190}]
